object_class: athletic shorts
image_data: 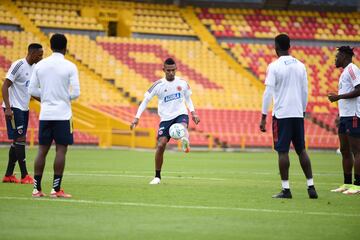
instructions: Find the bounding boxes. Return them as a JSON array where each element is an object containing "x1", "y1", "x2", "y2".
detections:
[
  {"x1": 158, "y1": 114, "x2": 189, "y2": 140},
  {"x1": 3, "y1": 107, "x2": 29, "y2": 140},
  {"x1": 39, "y1": 119, "x2": 74, "y2": 145},
  {"x1": 338, "y1": 116, "x2": 360, "y2": 138},
  {"x1": 272, "y1": 117, "x2": 305, "y2": 154}
]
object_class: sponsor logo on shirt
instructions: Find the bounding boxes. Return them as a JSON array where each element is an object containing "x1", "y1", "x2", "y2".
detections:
[{"x1": 164, "y1": 92, "x2": 181, "y2": 102}]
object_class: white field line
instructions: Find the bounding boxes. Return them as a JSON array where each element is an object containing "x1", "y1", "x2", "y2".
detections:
[
  {"x1": 0, "y1": 196, "x2": 359, "y2": 218},
  {"x1": 47, "y1": 172, "x2": 340, "y2": 185},
  {"x1": 69, "y1": 170, "x2": 342, "y2": 176}
]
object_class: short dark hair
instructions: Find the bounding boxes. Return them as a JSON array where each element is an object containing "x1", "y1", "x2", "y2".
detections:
[
  {"x1": 275, "y1": 34, "x2": 290, "y2": 51},
  {"x1": 338, "y1": 46, "x2": 355, "y2": 57},
  {"x1": 50, "y1": 33, "x2": 67, "y2": 51},
  {"x1": 28, "y1": 43, "x2": 42, "y2": 51},
  {"x1": 164, "y1": 58, "x2": 175, "y2": 65}
]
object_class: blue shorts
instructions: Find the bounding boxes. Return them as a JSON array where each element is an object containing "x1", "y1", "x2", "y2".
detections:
[
  {"x1": 39, "y1": 120, "x2": 74, "y2": 145},
  {"x1": 272, "y1": 117, "x2": 305, "y2": 154},
  {"x1": 338, "y1": 116, "x2": 360, "y2": 138},
  {"x1": 3, "y1": 108, "x2": 29, "y2": 140},
  {"x1": 158, "y1": 114, "x2": 189, "y2": 140}
]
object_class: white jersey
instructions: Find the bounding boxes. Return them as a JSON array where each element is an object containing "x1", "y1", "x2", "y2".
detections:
[
  {"x1": 2, "y1": 58, "x2": 33, "y2": 111},
  {"x1": 338, "y1": 63, "x2": 360, "y2": 117},
  {"x1": 28, "y1": 53, "x2": 80, "y2": 120},
  {"x1": 144, "y1": 77, "x2": 191, "y2": 121},
  {"x1": 265, "y1": 55, "x2": 308, "y2": 119}
]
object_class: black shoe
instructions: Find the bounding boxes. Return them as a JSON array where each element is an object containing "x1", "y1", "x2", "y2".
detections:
[
  {"x1": 307, "y1": 186, "x2": 318, "y2": 199},
  {"x1": 272, "y1": 189, "x2": 292, "y2": 199}
]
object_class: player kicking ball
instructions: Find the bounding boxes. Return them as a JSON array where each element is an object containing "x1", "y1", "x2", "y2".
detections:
[{"x1": 130, "y1": 58, "x2": 200, "y2": 185}]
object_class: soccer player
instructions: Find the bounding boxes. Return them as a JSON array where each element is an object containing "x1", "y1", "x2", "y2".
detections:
[
  {"x1": 130, "y1": 58, "x2": 200, "y2": 185},
  {"x1": 2, "y1": 43, "x2": 43, "y2": 184},
  {"x1": 28, "y1": 34, "x2": 80, "y2": 198},
  {"x1": 328, "y1": 46, "x2": 360, "y2": 195},
  {"x1": 260, "y1": 34, "x2": 318, "y2": 199}
]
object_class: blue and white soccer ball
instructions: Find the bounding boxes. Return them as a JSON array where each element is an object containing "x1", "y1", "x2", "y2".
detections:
[{"x1": 169, "y1": 123, "x2": 186, "y2": 140}]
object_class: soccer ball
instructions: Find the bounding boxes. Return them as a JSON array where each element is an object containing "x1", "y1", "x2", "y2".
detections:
[{"x1": 169, "y1": 123, "x2": 186, "y2": 140}]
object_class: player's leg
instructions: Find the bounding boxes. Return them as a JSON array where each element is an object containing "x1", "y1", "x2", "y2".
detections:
[
  {"x1": 32, "y1": 120, "x2": 52, "y2": 197},
  {"x1": 33, "y1": 144, "x2": 51, "y2": 197},
  {"x1": 177, "y1": 114, "x2": 190, "y2": 153},
  {"x1": 15, "y1": 110, "x2": 33, "y2": 183},
  {"x1": 2, "y1": 108, "x2": 19, "y2": 183},
  {"x1": 272, "y1": 117, "x2": 292, "y2": 198},
  {"x1": 343, "y1": 117, "x2": 360, "y2": 194},
  {"x1": 292, "y1": 118, "x2": 317, "y2": 199},
  {"x1": 331, "y1": 117, "x2": 354, "y2": 192},
  {"x1": 50, "y1": 120, "x2": 73, "y2": 197},
  {"x1": 150, "y1": 137, "x2": 168, "y2": 184}
]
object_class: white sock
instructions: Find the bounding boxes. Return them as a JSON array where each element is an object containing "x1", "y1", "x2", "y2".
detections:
[
  {"x1": 281, "y1": 180, "x2": 290, "y2": 189},
  {"x1": 307, "y1": 178, "x2": 314, "y2": 187}
]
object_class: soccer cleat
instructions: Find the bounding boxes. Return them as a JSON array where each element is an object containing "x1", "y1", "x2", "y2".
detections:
[
  {"x1": 21, "y1": 175, "x2": 34, "y2": 184},
  {"x1": 50, "y1": 189, "x2": 72, "y2": 198},
  {"x1": 272, "y1": 189, "x2": 292, "y2": 199},
  {"x1": 32, "y1": 189, "x2": 46, "y2": 198},
  {"x1": 330, "y1": 184, "x2": 353, "y2": 193},
  {"x1": 149, "y1": 177, "x2": 161, "y2": 185},
  {"x1": 342, "y1": 185, "x2": 360, "y2": 195},
  {"x1": 2, "y1": 174, "x2": 20, "y2": 183},
  {"x1": 307, "y1": 186, "x2": 318, "y2": 199},
  {"x1": 181, "y1": 137, "x2": 190, "y2": 153}
]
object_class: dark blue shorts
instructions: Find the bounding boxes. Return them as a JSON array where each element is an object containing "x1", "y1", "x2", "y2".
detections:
[
  {"x1": 272, "y1": 117, "x2": 305, "y2": 154},
  {"x1": 158, "y1": 114, "x2": 189, "y2": 140},
  {"x1": 39, "y1": 120, "x2": 74, "y2": 145},
  {"x1": 3, "y1": 108, "x2": 29, "y2": 140},
  {"x1": 338, "y1": 116, "x2": 360, "y2": 138}
]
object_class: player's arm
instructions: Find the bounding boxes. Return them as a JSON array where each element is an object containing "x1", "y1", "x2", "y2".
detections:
[
  {"x1": 184, "y1": 85, "x2": 200, "y2": 125},
  {"x1": 69, "y1": 65, "x2": 80, "y2": 100},
  {"x1": 328, "y1": 85, "x2": 360, "y2": 102},
  {"x1": 2, "y1": 78, "x2": 13, "y2": 120},
  {"x1": 302, "y1": 67, "x2": 308, "y2": 116},
  {"x1": 130, "y1": 95, "x2": 152, "y2": 130},
  {"x1": 328, "y1": 65, "x2": 360, "y2": 102},
  {"x1": 260, "y1": 64, "x2": 275, "y2": 132},
  {"x1": 28, "y1": 66, "x2": 41, "y2": 98}
]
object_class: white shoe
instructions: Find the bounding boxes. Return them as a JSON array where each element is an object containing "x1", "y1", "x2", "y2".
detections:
[
  {"x1": 149, "y1": 177, "x2": 161, "y2": 185},
  {"x1": 181, "y1": 137, "x2": 190, "y2": 153}
]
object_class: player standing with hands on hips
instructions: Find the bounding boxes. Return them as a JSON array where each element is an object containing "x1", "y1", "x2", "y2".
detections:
[
  {"x1": 131, "y1": 58, "x2": 200, "y2": 185},
  {"x1": 260, "y1": 34, "x2": 318, "y2": 199}
]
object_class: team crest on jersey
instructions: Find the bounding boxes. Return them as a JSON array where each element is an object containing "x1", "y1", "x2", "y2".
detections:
[{"x1": 177, "y1": 86, "x2": 182, "y2": 91}]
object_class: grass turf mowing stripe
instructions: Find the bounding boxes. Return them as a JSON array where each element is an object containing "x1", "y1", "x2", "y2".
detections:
[{"x1": 1, "y1": 196, "x2": 359, "y2": 218}]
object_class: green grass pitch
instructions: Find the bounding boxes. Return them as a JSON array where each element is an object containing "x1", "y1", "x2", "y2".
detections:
[{"x1": 0, "y1": 148, "x2": 359, "y2": 240}]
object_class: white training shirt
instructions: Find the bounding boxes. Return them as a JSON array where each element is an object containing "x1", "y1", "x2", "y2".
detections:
[
  {"x1": 28, "y1": 52, "x2": 80, "y2": 120},
  {"x1": 2, "y1": 58, "x2": 34, "y2": 111},
  {"x1": 136, "y1": 77, "x2": 193, "y2": 121},
  {"x1": 264, "y1": 55, "x2": 308, "y2": 119},
  {"x1": 338, "y1": 63, "x2": 360, "y2": 117}
]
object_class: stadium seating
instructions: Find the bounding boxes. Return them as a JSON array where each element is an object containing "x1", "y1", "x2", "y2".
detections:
[
  {"x1": 14, "y1": 0, "x2": 104, "y2": 31},
  {"x1": 197, "y1": 8, "x2": 360, "y2": 41},
  {"x1": 0, "y1": 4, "x2": 20, "y2": 26}
]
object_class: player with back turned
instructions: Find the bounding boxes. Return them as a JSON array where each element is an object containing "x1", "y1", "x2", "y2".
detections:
[{"x1": 260, "y1": 34, "x2": 318, "y2": 199}]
